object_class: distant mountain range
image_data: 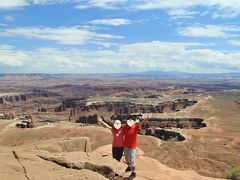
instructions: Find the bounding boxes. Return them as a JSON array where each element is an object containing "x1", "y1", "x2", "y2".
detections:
[
  {"x1": 0, "y1": 71, "x2": 240, "y2": 79},
  {"x1": 125, "y1": 71, "x2": 240, "y2": 79}
]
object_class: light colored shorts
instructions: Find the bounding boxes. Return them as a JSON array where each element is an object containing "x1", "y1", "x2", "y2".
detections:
[{"x1": 124, "y1": 147, "x2": 136, "y2": 167}]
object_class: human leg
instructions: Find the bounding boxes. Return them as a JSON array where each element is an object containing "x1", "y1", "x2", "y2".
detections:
[
  {"x1": 113, "y1": 147, "x2": 124, "y2": 161},
  {"x1": 116, "y1": 147, "x2": 124, "y2": 161},
  {"x1": 128, "y1": 148, "x2": 136, "y2": 179},
  {"x1": 112, "y1": 147, "x2": 118, "y2": 161},
  {"x1": 124, "y1": 147, "x2": 131, "y2": 172}
]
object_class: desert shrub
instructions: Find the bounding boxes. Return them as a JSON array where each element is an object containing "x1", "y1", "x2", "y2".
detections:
[{"x1": 227, "y1": 166, "x2": 240, "y2": 180}]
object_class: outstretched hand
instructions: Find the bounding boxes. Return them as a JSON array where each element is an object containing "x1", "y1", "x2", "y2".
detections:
[{"x1": 139, "y1": 113, "x2": 153, "y2": 126}]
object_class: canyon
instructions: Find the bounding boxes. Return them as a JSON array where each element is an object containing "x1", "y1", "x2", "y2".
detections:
[{"x1": 0, "y1": 74, "x2": 240, "y2": 179}]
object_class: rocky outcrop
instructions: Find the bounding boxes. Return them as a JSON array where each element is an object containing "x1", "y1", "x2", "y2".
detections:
[
  {"x1": 0, "y1": 90, "x2": 59, "y2": 105},
  {"x1": 56, "y1": 98, "x2": 198, "y2": 125},
  {"x1": 16, "y1": 120, "x2": 34, "y2": 128},
  {"x1": 0, "y1": 112, "x2": 14, "y2": 119},
  {"x1": 33, "y1": 137, "x2": 92, "y2": 153},
  {"x1": 144, "y1": 95, "x2": 163, "y2": 98},
  {"x1": 57, "y1": 99, "x2": 197, "y2": 113},
  {"x1": 0, "y1": 147, "x2": 108, "y2": 180},
  {"x1": 76, "y1": 114, "x2": 98, "y2": 124},
  {"x1": 37, "y1": 151, "x2": 125, "y2": 179},
  {"x1": 38, "y1": 107, "x2": 47, "y2": 112},
  {"x1": 139, "y1": 117, "x2": 206, "y2": 141},
  {"x1": 143, "y1": 118, "x2": 206, "y2": 129},
  {"x1": 145, "y1": 128, "x2": 185, "y2": 141},
  {"x1": 16, "y1": 115, "x2": 34, "y2": 128},
  {"x1": 55, "y1": 104, "x2": 66, "y2": 112}
]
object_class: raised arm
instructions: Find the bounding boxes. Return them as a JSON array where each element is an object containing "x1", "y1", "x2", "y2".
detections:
[
  {"x1": 98, "y1": 117, "x2": 113, "y2": 130},
  {"x1": 138, "y1": 114, "x2": 152, "y2": 127},
  {"x1": 101, "y1": 116, "x2": 114, "y2": 127}
]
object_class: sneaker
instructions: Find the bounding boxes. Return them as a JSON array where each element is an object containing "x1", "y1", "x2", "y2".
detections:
[
  {"x1": 125, "y1": 166, "x2": 131, "y2": 173},
  {"x1": 128, "y1": 172, "x2": 136, "y2": 179}
]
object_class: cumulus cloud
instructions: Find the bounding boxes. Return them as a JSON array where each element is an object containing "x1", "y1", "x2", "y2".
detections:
[
  {"x1": 2, "y1": 0, "x2": 240, "y2": 19},
  {"x1": 0, "y1": 45, "x2": 28, "y2": 66},
  {"x1": 134, "y1": 0, "x2": 240, "y2": 18},
  {"x1": 167, "y1": 9, "x2": 199, "y2": 19},
  {"x1": 78, "y1": 0, "x2": 240, "y2": 19},
  {"x1": 0, "y1": 26, "x2": 123, "y2": 45},
  {"x1": 0, "y1": 0, "x2": 70, "y2": 9},
  {"x1": 0, "y1": 0, "x2": 28, "y2": 9},
  {"x1": 1, "y1": 41, "x2": 240, "y2": 73},
  {"x1": 177, "y1": 25, "x2": 240, "y2": 38},
  {"x1": 75, "y1": 0, "x2": 128, "y2": 9},
  {"x1": 89, "y1": 18, "x2": 132, "y2": 26},
  {"x1": 228, "y1": 40, "x2": 240, "y2": 46}
]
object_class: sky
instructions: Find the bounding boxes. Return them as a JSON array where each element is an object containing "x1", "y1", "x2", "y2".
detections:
[{"x1": 0, "y1": 0, "x2": 240, "y2": 74}]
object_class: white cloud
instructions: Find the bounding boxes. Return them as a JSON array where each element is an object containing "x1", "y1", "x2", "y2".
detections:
[
  {"x1": 134, "y1": 0, "x2": 240, "y2": 17},
  {"x1": 75, "y1": 0, "x2": 128, "y2": 9},
  {"x1": 228, "y1": 40, "x2": 240, "y2": 46},
  {"x1": 0, "y1": 26, "x2": 123, "y2": 45},
  {"x1": 1, "y1": 41, "x2": 240, "y2": 73},
  {"x1": 0, "y1": 0, "x2": 70, "y2": 9},
  {"x1": 89, "y1": 18, "x2": 132, "y2": 26},
  {"x1": 0, "y1": 45, "x2": 28, "y2": 66},
  {"x1": 0, "y1": 0, "x2": 28, "y2": 9},
  {"x1": 178, "y1": 25, "x2": 240, "y2": 38},
  {"x1": 4, "y1": 15, "x2": 15, "y2": 22},
  {"x1": 168, "y1": 9, "x2": 199, "y2": 19},
  {"x1": 31, "y1": 0, "x2": 70, "y2": 5},
  {"x1": 1, "y1": 0, "x2": 240, "y2": 19},
  {"x1": 74, "y1": 0, "x2": 240, "y2": 19}
]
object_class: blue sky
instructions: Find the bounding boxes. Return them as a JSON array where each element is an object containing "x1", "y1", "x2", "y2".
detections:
[{"x1": 0, "y1": 0, "x2": 240, "y2": 74}]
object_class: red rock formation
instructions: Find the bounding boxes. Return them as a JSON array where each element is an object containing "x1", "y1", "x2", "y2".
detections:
[
  {"x1": 142, "y1": 118, "x2": 206, "y2": 129},
  {"x1": 0, "y1": 91, "x2": 59, "y2": 105}
]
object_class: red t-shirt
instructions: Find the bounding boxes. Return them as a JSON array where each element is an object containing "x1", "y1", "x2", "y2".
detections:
[
  {"x1": 111, "y1": 127, "x2": 124, "y2": 147},
  {"x1": 122, "y1": 124, "x2": 139, "y2": 148}
]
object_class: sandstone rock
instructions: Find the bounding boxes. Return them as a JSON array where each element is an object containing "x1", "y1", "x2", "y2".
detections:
[
  {"x1": 145, "y1": 118, "x2": 205, "y2": 129},
  {"x1": 0, "y1": 147, "x2": 108, "y2": 180},
  {"x1": 0, "y1": 91, "x2": 59, "y2": 105},
  {"x1": 33, "y1": 137, "x2": 92, "y2": 153},
  {"x1": 16, "y1": 119, "x2": 34, "y2": 128},
  {"x1": 56, "y1": 99, "x2": 198, "y2": 119},
  {"x1": 37, "y1": 150, "x2": 125, "y2": 179}
]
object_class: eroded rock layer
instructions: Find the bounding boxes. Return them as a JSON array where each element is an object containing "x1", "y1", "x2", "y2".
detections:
[{"x1": 144, "y1": 118, "x2": 206, "y2": 129}]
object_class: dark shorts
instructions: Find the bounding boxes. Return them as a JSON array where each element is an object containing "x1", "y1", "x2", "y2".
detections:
[{"x1": 112, "y1": 147, "x2": 124, "y2": 162}]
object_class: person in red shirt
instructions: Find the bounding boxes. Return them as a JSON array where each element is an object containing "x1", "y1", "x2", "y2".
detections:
[
  {"x1": 101, "y1": 118, "x2": 125, "y2": 162},
  {"x1": 111, "y1": 120, "x2": 124, "y2": 161},
  {"x1": 122, "y1": 115, "x2": 151, "y2": 180}
]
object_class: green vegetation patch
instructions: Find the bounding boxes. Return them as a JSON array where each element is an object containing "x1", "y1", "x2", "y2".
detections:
[{"x1": 227, "y1": 166, "x2": 240, "y2": 180}]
